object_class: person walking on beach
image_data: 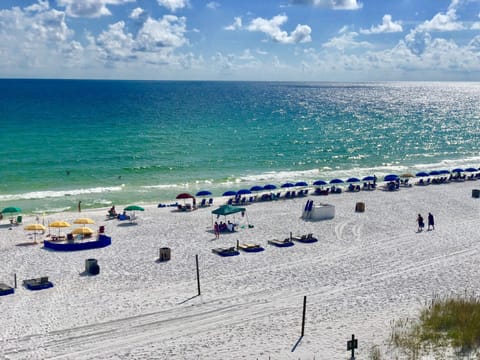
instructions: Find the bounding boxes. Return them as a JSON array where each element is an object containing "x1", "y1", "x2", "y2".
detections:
[
  {"x1": 428, "y1": 212, "x2": 435, "y2": 230},
  {"x1": 214, "y1": 221, "x2": 220, "y2": 239},
  {"x1": 417, "y1": 214, "x2": 424, "y2": 232}
]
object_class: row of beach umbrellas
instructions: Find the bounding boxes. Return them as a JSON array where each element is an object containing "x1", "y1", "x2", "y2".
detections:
[{"x1": 190, "y1": 167, "x2": 480, "y2": 198}]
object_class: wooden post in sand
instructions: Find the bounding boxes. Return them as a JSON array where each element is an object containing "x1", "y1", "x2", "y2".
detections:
[
  {"x1": 14, "y1": 273, "x2": 17, "y2": 288},
  {"x1": 196, "y1": 254, "x2": 201, "y2": 296},
  {"x1": 301, "y1": 295, "x2": 307, "y2": 336}
]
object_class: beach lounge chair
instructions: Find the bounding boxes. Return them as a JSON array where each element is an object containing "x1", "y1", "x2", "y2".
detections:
[
  {"x1": 268, "y1": 238, "x2": 294, "y2": 247},
  {"x1": 23, "y1": 276, "x2": 54, "y2": 291},
  {"x1": 199, "y1": 198, "x2": 207, "y2": 207},
  {"x1": 212, "y1": 247, "x2": 240, "y2": 257},
  {"x1": 238, "y1": 243, "x2": 264, "y2": 253},
  {"x1": 208, "y1": 198, "x2": 214, "y2": 206},
  {"x1": 0, "y1": 283, "x2": 14, "y2": 296},
  {"x1": 292, "y1": 233, "x2": 318, "y2": 243}
]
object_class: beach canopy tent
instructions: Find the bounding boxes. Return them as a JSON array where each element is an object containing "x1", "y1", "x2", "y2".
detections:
[
  {"x1": 263, "y1": 184, "x2": 277, "y2": 190},
  {"x1": 313, "y1": 180, "x2": 328, "y2": 186},
  {"x1": 211, "y1": 204, "x2": 249, "y2": 226},
  {"x1": 195, "y1": 190, "x2": 212, "y2": 197},
  {"x1": 24, "y1": 223, "x2": 46, "y2": 243}
]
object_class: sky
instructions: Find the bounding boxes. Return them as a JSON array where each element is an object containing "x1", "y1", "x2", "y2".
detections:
[{"x1": 0, "y1": 0, "x2": 479, "y2": 81}]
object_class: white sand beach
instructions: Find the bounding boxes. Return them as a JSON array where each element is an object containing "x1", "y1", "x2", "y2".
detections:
[{"x1": 1, "y1": 180, "x2": 480, "y2": 359}]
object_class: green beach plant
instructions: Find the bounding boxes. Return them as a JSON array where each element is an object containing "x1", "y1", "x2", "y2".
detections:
[{"x1": 389, "y1": 292, "x2": 480, "y2": 359}]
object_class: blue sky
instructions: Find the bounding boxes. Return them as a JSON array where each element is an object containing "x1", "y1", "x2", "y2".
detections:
[{"x1": 0, "y1": 0, "x2": 479, "y2": 80}]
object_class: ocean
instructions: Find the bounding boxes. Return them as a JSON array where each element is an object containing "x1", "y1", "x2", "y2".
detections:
[{"x1": 1, "y1": 79, "x2": 479, "y2": 214}]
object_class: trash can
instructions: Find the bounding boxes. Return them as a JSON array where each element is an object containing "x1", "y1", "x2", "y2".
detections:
[
  {"x1": 355, "y1": 202, "x2": 365, "y2": 212},
  {"x1": 85, "y1": 258, "x2": 100, "y2": 275},
  {"x1": 472, "y1": 189, "x2": 480, "y2": 198},
  {"x1": 159, "y1": 247, "x2": 171, "y2": 262}
]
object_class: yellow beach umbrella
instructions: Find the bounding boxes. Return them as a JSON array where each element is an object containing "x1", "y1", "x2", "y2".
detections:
[
  {"x1": 74, "y1": 218, "x2": 95, "y2": 225},
  {"x1": 49, "y1": 221, "x2": 71, "y2": 236},
  {"x1": 72, "y1": 227, "x2": 93, "y2": 235},
  {"x1": 24, "y1": 224, "x2": 46, "y2": 243}
]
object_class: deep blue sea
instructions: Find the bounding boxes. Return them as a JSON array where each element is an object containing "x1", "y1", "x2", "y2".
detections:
[{"x1": 1, "y1": 79, "x2": 479, "y2": 214}]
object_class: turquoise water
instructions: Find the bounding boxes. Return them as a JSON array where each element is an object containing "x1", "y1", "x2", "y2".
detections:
[{"x1": 1, "y1": 80, "x2": 479, "y2": 214}]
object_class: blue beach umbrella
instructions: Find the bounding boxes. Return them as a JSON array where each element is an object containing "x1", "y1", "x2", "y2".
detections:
[
  {"x1": 196, "y1": 190, "x2": 212, "y2": 197},
  {"x1": 329, "y1": 178, "x2": 344, "y2": 184},
  {"x1": 313, "y1": 180, "x2": 327, "y2": 186},
  {"x1": 346, "y1": 177, "x2": 360, "y2": 183},
  {"x1": 281, "y1": 182, "x2": 295, "y2": 188},
  {"x1": 222, "y1": 190, "x2": 237, "y2": 196},
  {"x1": 465, "y1": 167, "x2": 478, "y2": 172},
  {"x1": 362, "y1": 176, "x2": 375, "y2": 182},
  {"x1": 416, "y1": 171, "x2": 429, "y2": 177},
  {"x1": 383, "y1": 174, "x2": 399, "y2": 182},
  {"x1": 263, "y1": 184, "x2": 277, "y2": 190},
  {"x1": 294, "y1": 181, "x2": 308, "y2": 187},
  {"x1": 439, "y1": 170, "x2": 450, "y2": 175},
  {"x1": 237, "y1": 189, "x2": 252, "y2": 195},
  {"x1": 250, "y1": 185, "x2": 264, "y2": 192},
  {"x1": 452, "y1": 168, "x2": 464, "y2": 173},
  {"x1": 428, "y1": 170, "x2": 440, "y2": 176}
]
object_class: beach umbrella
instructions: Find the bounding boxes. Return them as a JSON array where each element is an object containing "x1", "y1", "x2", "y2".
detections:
[
  {"x1": 439, "y1": 170, "x2": 450, "y2": 175},
  {"x1": 346, "y1": 177, "x2": 360, "y2": 183},
  {"x1": 383, "y1": 174, "x2": 399, "y2": 182},
  {"x1": 237, "y1": 189, "x2": 252, "y2": 195},
  {"x1": 24, "y1": 223, "x2": 46, "y2": 243},
  {"x1": 49, "y1": 220, "x2": 71, "y2": 236},
  {"x1": 72, "y1": 227, "x2": 94, "y2": 235},
  {"x1": 250, "y1": 185, "x2": 264, "y2": 192},
  {"x1": 400, "y1": 173, "x2": 415, "y2": 178},
  {"x1": 176, "y1": 193, "x2": 194, "y2": 200},
  {"x1": 222, "y1": 190, "x2": 237, "y2": 196},
  {"x1": 74, "y1": 217, "x2": 95, "y2": 225},
  {"x1": 294, "y1": 181, "x2": 308, "y2": 187},
  {"x1": 452, "y1": 168, "x2": 464, "y2": 173},
  {"x1": 362, "y1": 176, "x2": 375, "y2": 182},
  {"x1": 329, "y1": 178, "x2": 344, "y2": 184},
  {"x1": 2, "y1": 206, "x2": 21, "y2": 214},
  {"x1": 263, "y1": 184, "x2": 277, "y2": 190},
  {"x1": 313, "y1": 180, "x2": 328, "y2": 186},
  {"x1": 465, "y1": 167, "x2": 478, "y2": 172},
  {"x1": 195, "y1": 190, "x2": 212, "y2": 197},
  {"x1": 416, "y1": 171, "x2": 429, "y2": 177},
  {"x1": 281, "y1": 182, "x2": 295, "y2": 188},
  {"x1": 124, "y1": 205, "x2": 144, "y2": 212},
  {"x1": 428, "y1": 170, "x2": 440, "y2": 176}
]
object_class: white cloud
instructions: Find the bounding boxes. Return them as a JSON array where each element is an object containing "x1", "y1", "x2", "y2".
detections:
[
  {"x1": 25, "y1": 0, "x2": 49, "y2": 12},
  {"x1": 95, "y1": 14, "x2": 188, "y2": 65},
  {"x1": 206, "y1": 2, "x2": 220, "y2": 10},
  {"x1": 417, "y1": 8, "x2": 464, "y2": 32},
  {"x1": 130, "y1": 8, "x2": 145, "y2": 20},
  {"x1": 323, "y1": 27, "x2": 371, "y2": 50},
  {"x1": 290, "y1": 0, "x2": 362, "y2": 10},
  {"x1": 157, "y1": 0, "x2": 189, "y2": 12},
  {"x1": 360, "y1": 14, "x2": 403, "y2": 34},
  {"x1": 246, "y1": 14, "x2": 312, "y2": 44},
  {"x1": 56, "y1": 0, "x2": 134, "y2": 18},
  {"x1": 225, "y1": 17, "x2": 242, "y2": 31}
]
